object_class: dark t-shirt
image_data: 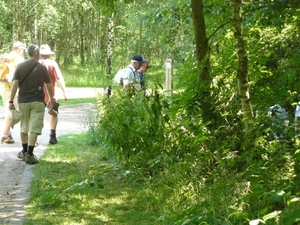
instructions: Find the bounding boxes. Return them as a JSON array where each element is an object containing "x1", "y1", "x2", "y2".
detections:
[{"x1": 13, "y1": 59, "x2": 51, "y2": 103}]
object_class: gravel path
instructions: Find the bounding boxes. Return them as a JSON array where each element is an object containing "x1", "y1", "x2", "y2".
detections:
[{"x1": 0, "y1": 88, "x2": 103, "y2": 225}]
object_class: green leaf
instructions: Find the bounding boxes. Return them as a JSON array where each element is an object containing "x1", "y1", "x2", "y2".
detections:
[
  {"x1": 262, "y1": 211, "x2": 281, "y2": 221},
  {"x1": 283, "y1": 208, "x2": 300, "y2": 225},
  {"x1": 249, "y1": 219, "x2": 265, "y2": 225}
]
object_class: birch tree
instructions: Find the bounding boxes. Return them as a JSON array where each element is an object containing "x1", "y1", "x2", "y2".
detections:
[{"x1": 231, "y1": 0, "x2": 253, "y2": 132}]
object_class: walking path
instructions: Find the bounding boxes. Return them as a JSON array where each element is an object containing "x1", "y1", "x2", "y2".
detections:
[{"x1": 0, "y1": 87, "x2": 103, "y2": 225}]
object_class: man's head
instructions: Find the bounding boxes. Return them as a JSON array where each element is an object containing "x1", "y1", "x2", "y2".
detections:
[
  {"x1": 27, "y1": 44, "x2": 40, "y2": 60},
  {"x1": 12, "y1": 41, "x2": 25, "y2": 55},
  {"x1": 139, "y1": 59, "x2": 149, "y2": 73},
  {"x1": 131, "y1": 54, "x2": 144, "y2": 70}
]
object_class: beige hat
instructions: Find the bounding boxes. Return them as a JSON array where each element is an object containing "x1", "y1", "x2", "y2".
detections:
[
  {"x1": 40, "y1": 44, "x2": 55, "y2": 55},
  {"x1": 10, "y1": 110, "x2": 22, "y2": 129},
  {"x1": 13, "y1": 41, "x2": 25, "y2": 50}
]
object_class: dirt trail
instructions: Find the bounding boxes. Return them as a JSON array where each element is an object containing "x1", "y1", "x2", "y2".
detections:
[{"x1": 0, "y1": 88, "x2": 103, "y2": 225}]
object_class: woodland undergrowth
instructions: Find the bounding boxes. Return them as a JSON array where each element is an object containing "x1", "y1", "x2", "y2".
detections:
[{"x1": 88, "y1": 69, "x2": 300, "y2": 225}]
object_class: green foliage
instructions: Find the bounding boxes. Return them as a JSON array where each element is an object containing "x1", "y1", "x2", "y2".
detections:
[
  {"x1": 4, "y1": 0, "x2": 300, "y2": 224},
  {"x1": 87, "y1": 51, "x2": 300, "y2": 224},
  {"x1": 91, "y1": 88, "x2": 170, "y2": 173},
  {"x1": 26, "y1": 134, "x2": 166, "y2": 225}
]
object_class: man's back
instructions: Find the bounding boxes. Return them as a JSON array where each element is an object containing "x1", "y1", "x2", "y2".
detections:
[
  {"x1": 39, "y1": 58, "x2": 60, "y2": 87},
  {"x1": 14, "y1": 59, "x2": 50, "y2": 103}
]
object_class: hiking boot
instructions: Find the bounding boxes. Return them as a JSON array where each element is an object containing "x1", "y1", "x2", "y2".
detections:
[
  {"x1": 17, "y1": 151, "x2": 27, "y2": 161},
  {"x1": 49, "y1": 135, "x2": 58, "y2": 144},
  {"x1": 25, "y1": 154, "x2": 39, "y2": 164},
  {"x1": 1, "y1": 136, "x2": 15, "y2": 144}
]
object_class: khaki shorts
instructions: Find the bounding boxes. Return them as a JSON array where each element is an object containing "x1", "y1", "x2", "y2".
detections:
[
  {"x1": 0, "y1": 82, "x2": 17, "y2": 118},
  {"x1": 19, "y1": 102, "x2": 45, "y2": 135}
]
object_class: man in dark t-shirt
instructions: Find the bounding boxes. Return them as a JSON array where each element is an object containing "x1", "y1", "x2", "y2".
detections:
[{"x1": 9, "y1": 44, "x2": 54, "y2": 164}]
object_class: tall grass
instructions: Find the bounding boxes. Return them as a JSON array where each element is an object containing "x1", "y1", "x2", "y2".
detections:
[
  {"x1": 61, "y1": 63, "x2": 110, "y2": 87},
  {"x1": 26, "y1": 134, "x2": 167, "y2": 225},
  {"x1": 61, "y1": 62, "x2": 164, "y2": 89}
]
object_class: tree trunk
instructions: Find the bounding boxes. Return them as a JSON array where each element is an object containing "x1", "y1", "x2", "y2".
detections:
[
  {"x1": 231, "y1": 0, "x2": 253, "y2": 132},
  {"x1": 106, "y1": 16, "x2": 114, "y2": 75},
  {"x1": 191, "y1": 0, "x2": 215, "y2": 129},
  {"x1": 80, "y1": 10, "x2": 85, "y2": 65}
]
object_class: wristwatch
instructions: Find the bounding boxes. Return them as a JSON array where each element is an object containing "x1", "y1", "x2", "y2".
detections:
[{"x1": 9, "y1": 101, "x2": 13, "y2": 103}]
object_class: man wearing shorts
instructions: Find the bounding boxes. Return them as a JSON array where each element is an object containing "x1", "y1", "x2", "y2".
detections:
[
  {"x1": 39, "y1": 44, "x2": 68, "y2": 144},
  {"x1": 0, "y1": 41, "x2": 25, "y2": 144},
  {"x1": 9, "y1": 44, "x2": 54, "y2": 164}
]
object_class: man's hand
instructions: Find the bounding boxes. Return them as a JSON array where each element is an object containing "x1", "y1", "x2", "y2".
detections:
[
  {"x1": 47, "y1": 99, "x2": 55, "y2": 110},
  {"x1": 9, "y1": 102, "x2": 16, "y2": 110}
]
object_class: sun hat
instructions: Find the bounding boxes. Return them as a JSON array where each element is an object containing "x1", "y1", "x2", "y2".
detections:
[
  {"x1": 10, "y1": 110, "x2": 22, "y2": 129},
  {"x1": 132, "y1": 54, "x2": 144, "y2": 64},
  {"x1": 13, "y1": 41, "x2": 25, "y2": 50},
  {"x1": 40, "y1": 44, "x2": 55, "y2": 55}
]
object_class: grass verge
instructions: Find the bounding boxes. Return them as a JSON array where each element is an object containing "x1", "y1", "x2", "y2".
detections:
[
  {"x1": 25, "y1": 134, "x2": 167, "y2": 225},
  {"x1": 0, "y1": 97, "x2": 97, "y2": 107},
  {"x1": 58, "y1": 97, "x2": 97, "y2": 106}
]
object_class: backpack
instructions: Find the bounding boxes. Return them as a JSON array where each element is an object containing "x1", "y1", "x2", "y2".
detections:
[
  {"x1": 113, "y1": 68, "x2": 126, "y2": 86},
  {"x1": 113, "y1": 67, "x2": 141, "y2": 91},
  {"x1": 0, "y1": 52, "x2": 17, "y2": 83},
  {"x1": 0, "y1": 61, "x2": 10, "y2": 82}
]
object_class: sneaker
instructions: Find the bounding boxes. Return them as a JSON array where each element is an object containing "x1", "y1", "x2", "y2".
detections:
[
  {"x1": 17, "y1": 151, "x2": 27, "y2": 161},
  {"x1": 49, "y1": 136, "x2": 58, "y2": 144},
  {"x1": 1, "y1": 136, "x2": 15, "y2": 144},
  {"x1": 25, "y1": 154, "x2": 39, "y2": 164}
]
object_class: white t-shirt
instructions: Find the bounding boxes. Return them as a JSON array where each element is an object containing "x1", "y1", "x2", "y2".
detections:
[{"x1": 113, "y1": 64, "x2": 141, "y2": 91}]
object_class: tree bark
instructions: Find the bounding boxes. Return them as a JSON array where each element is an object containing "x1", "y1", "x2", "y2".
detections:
[
  {"x1": 231, "y1": 0, "x2": 253, "y2": 132},
  {"x1": 106, "y1": 16, "x2": 114, "y2": 75},
  {"x1": 191, "y1": 0, "x2": 215, "y2": 129}
]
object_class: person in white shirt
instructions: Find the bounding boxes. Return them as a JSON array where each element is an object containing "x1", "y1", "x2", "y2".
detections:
[
  {"x1": 113, "y1": 54, "x2": 144, "y2": 95},
  {"x1": 0, "y1": 41, "x2": 25, "y2": 144}
]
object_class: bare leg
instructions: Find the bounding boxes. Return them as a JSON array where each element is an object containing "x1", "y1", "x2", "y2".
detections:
[
  {"x1": 20, "y1": 132, "x2": 28, "y2": 144},
  {"x1": 28, "y1": 132, "x2": 38, "y2": 146},
  {"x1": 50, "y1": 115, "x2": 58, "y2": 130},
  {"x1": 49, "y1": 115, "x2": 58, "y2": 144},
  {"x1": 2, "y1": 117, "x2": 12, "y2": 135}
]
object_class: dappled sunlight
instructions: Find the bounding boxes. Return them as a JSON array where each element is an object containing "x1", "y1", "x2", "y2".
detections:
[{"x1": 25, "y1": 134, "x2": 162, "y2": 224}]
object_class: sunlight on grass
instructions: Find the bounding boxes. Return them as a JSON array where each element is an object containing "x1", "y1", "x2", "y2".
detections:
[
  {"x1": 25, "y1": 134, "x2": 165, "y2": 225},
  {"x1": 61, "y1": 64, "x2": 110, "y2": 87}
]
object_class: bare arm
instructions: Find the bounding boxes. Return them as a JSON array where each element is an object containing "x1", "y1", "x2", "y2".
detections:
[
  {"x1": 56, "y1": 79, "x2": 67, "y2": 101},
  {"x1": 53, "y1": 62, "x2": 67, "y2": 101},
  {"x1": 8, "y1": 80, "x2": 19, "y2": 109},
  {"x1": 45, "y1": 82, "x2": 55, "y2": 108}
]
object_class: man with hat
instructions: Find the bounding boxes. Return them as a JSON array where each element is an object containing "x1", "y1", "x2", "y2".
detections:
[
  {"x1": 9, "y1": 44, "x2": 55, "y2": 164},
  {"x1": 39, "y1": 44, "x2": 68, "y2": 144},
  {"x1": 113, "y1": 54, "x2": 144, "y2": 94},
  {"x1": 0, "y1": 41, "x2": 25, "y2": 144}
]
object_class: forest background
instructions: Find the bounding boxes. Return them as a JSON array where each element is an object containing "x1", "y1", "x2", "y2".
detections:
[{"x1": 1, "y1": 0, "x2": 300, "y2": 224}]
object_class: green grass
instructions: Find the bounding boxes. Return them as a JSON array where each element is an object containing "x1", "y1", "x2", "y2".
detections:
[
  {"x1": 25, "y1": 134, "x2": 167, "y2": 225},
  {"x1": 58, "y1": 97, "x2": 97, "y2": 106},
  {"x1": 61, "y1": 63, "x2": 111, "y2": 87},
  {"x1": 0, "y1": 98, "x2": 96, "y2": 107}
]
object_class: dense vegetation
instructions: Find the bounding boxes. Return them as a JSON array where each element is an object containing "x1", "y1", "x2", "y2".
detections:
[{"x1": 2, "y1": 0, "x2": 300, "y2": 224}]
